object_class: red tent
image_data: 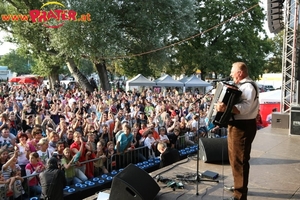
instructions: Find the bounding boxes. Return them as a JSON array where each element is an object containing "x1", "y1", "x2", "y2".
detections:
[
  {"x1": 8, "y1": 77, "x2": 22, "y2": 83},
  {"x1": 18, "y1": 77, "x2": 39, "y2": 84}
]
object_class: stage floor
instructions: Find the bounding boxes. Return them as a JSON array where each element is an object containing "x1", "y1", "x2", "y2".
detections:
[{"x1": 85, "y1": 126, "x2": 300, "y2": 200}]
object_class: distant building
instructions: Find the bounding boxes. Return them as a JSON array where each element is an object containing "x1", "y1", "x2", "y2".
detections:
[{"x1": 0, "y1": 66, "x2": 15, "y2": 81}]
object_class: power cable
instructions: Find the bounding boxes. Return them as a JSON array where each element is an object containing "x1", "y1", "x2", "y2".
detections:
[
  {"x1": 175, "y1": 191, "x2": 187, "y2": 200},
  {"x1": 151, "y1": 155, "x2": 191, "y2": 179}
]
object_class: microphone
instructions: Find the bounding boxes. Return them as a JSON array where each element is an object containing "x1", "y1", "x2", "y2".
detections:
[{"x1": 212, "y1": 76, "x2": 231, "y2": 82}]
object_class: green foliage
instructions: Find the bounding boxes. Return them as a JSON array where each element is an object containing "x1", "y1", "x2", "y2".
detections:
[
  {"x1": 77, "y1": 59, "x2": 95, "y2": 76},
  {"x1": 172, "y1": 0, "x2": 272, "y2": 80},
  {"x1": 30, "y1": 52, "x2": 66, "y2": 77},
  {"x1": 0, "y1": 0, "x2": 275, "y2": 82},
  {"x1": 0, "y1": 1, "x2": 65, "y2": 78},
  {"x1": 264, "y1": 32, "x2": 283, "y2": 73},
  {"x1": 114, "y1": 0, "x2": 197, "y2": 77},
  {"x1": 49, "y1": 0, "x2": 123, "y2": 60},
  {"x1": 0, "y1": 50, "x2": 32, "y2": 75}
]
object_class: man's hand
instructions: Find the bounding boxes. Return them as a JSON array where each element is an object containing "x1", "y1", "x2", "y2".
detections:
[{"x1": 86, "y1": 153, "x2": 91, "y2": 159}]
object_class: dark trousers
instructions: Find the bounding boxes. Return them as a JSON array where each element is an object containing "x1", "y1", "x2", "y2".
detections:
[{"x1": 228, "y1": 119, "x2": 256, "y2": 200}]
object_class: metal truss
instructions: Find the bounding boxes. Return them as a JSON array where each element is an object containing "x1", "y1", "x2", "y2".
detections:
[{"x1": 281, "y1": 0, "x2": 299, "y2": 112}]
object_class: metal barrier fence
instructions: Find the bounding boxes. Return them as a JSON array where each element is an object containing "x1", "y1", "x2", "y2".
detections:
[
  {"x1": 15, "y1": 140, "x2": 194, "y2": 199},
  {"x1": 17, "y1": 146, "x2": 149, "y2": 199},
  {"x1": 106, "y1": 146, "x2": 149, "y2": 171}
]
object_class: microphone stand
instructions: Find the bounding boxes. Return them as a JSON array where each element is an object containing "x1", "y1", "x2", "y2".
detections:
[
  {"x1": 195, "y1": 140, "x2": 219, "y2": 195},
  {"x1": 193, "y1": 93, "x2": 219, "y2": 196}
]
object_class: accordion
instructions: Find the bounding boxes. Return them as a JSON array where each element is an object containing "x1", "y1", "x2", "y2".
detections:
[{"x1": 207, "y1": 82, "x2": 242, "y2": 126}]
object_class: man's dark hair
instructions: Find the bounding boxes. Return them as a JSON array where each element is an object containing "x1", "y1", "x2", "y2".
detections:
[{"x1": 56, "y1": 141, "x2": 65, "y2": 148}]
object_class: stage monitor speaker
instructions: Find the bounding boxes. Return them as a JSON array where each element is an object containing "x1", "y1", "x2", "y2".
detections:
[
  {"x1": 109, "y1": 163, "x2": 160, "y2": 200},
  {"x1": 290, "y1": 105, "x2": 300, "y2": 135},
  {"x1": 199, "y1": 138, "x2": 229, "y2": 163}
]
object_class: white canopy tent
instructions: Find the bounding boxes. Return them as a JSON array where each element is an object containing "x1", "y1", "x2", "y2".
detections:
[
  {"x1": 126, "y1": 74, "x2": 156, "y2": 86},
  {"x1": 259, "y1": 89, "x2": 281, "y2": 104},
  {"x1": 180, "y1": 75, "x2": 211, "y2": 93},
  {"x1": 183, "y1": 75, "x2": 211, "y2": 87},
  {"x1": 179, "y1": 76, "x2": 188, "y2": 83},
  {"x1": 155, "y1": 74, "x2": 184, "y2": 87},
  {"x1": 125, "y1": 74, "x2": 156, "y2": 91}
]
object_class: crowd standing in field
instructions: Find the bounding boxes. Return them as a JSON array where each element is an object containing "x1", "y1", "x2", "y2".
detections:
[{"x1": 0, "y1": 80, "x2": 264, "y2": 199}]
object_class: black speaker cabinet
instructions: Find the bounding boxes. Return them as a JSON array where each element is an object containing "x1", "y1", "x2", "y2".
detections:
[
  {"x1": 109, "y1": 164, "x2": 160, "y2": 200},
  {"x1": 290, "y1": 106, "x2": 300, "y2": 135},
  {"x1": 199, "y1": 138, "x2": 229, "y2": 163}
]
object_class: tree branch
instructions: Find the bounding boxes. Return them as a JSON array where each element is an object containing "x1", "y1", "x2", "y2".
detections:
[{"x1": 5, "y1": 0, "x2": 19, "y2": 10}]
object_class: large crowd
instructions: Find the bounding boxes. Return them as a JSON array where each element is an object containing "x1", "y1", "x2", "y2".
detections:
[{"x1": 0, "y1": 80, "x2": 265, "y2": 199}]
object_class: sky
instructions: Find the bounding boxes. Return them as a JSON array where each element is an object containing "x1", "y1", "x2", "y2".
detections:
[
  {"x1": 0, "y1": 1, "x2": 271, "y2": 56},
  {"x1": 0, "y1": 31, "x2": 17, "y2": 55}
]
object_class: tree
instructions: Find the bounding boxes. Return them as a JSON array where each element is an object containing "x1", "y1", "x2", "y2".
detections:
[
  {"x1": 0, "y1": 1, "x2": 59, "y2": 85},
  {"x1": 172, "y1": 0, "x2": 273, "y2": 80},
  {"x1": 48, "y1": 0, "x2": 197, "y2": 88},
  {"x1": 77, "y1": 59, "x2": 94, "y2": 77},
  {"x1": 0, "y1": 0, "x2": 274, "y2": 87},
  {"x1": 0, "y1": 1, "x2": 95, "y2": 90},
  {"x1": 264, "y1": 32, "x2": 283, "y2": 73},
  {"x1": 0, "y1": 50, "x2": 32, "y2": 75},
  {"x1": 114, "y1": 0, "x2": 197, "y2": 78},
  {"x1": 47, "y1": 0, "x2": 123, "y2": 91},
  {"x1": 30, "y1": 52, "x2": 68, "y2": 88}
]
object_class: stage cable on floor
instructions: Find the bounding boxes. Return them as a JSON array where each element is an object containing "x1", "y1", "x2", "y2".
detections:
[
  {"x1": 156, "y1": 190, "x2": 174, "y2": 197},
  {"x1": 151, "y1": 156, "x2": 191, "y2": 179},
  {"x1": 175, "y1": 191, "x2": 187, "y2": 200}
]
